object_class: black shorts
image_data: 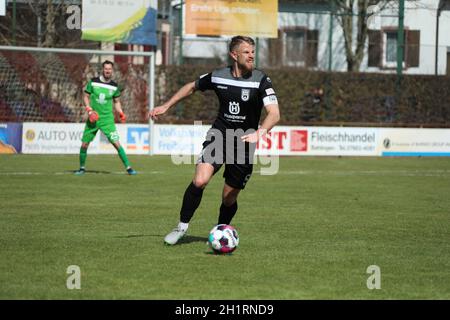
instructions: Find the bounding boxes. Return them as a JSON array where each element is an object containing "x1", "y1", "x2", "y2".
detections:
[{"x1": 197, "y1": 131, "x2": 255, "y2": 190}]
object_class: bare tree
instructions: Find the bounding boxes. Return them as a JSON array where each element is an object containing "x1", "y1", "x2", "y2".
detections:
[
  {"x1": 27, "y1": 0, "x2": 63, "y2": 47},
  {"x1": 0, "y1": 0, "x2": 86, "y2": 48},
  {"x1": 333, "y1": 0, "x2": 425, "y2": 72},
  {"x1": 332, "y1": 0, "x2": 395, "y2": 72}
]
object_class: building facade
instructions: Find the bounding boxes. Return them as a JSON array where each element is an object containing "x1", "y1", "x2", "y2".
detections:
[{"x1": 176, "y1": 0, "x2": 450, "y2": 75}]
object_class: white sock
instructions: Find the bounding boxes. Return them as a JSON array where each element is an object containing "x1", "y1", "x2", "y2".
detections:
[{"x1": 178, "y1": 222, "x2": 189, "y2": 231}]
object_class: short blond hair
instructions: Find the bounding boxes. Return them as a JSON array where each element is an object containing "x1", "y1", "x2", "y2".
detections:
[{"x1": 229, "y1": 36, "x2": 255, "y2": 52}]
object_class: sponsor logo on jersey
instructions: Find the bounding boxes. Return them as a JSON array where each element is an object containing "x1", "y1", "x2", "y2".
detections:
[
  {"x1": 265, "y1": 88, "x2": 275, "y2": 95},
  {"x1": 229, "y1": 101, "x2": 240, "y2": 115},
  {"x1": 241, "y1": 89, "x2": 250, "y2": 101},
  {"x1": 217, "y1": 85, "x2": 228, "y2": 90},
  {"x1": 96, "y1": 93, "x2": 107, "y2": 105}
]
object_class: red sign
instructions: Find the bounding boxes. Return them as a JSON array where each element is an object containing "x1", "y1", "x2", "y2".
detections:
[
  {"x1": 257, "y1": 131, "x2": 288, "y2": 150},
  {"x1": 290, "y1": 130, "x2": 308, "y2": 152}
]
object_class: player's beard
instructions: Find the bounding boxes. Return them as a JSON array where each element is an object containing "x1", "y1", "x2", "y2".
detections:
[
  {"x1": 102, "y1": 72, "x2": 112, "y2": 81},
  {"x1": 238, "y1": 60, "x2": 254, "y2": 75}
]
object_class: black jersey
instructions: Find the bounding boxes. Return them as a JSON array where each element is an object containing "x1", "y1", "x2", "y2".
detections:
[{"x1": 195, "y1": 66, "x2": 278, "y2": 133}]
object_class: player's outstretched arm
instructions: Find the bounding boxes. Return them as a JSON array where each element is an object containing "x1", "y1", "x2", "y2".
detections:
[{"x1": 148, "y1": 81, "x2": 196, "y2": 121}]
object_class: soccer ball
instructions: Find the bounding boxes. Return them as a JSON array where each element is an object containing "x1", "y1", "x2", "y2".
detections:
[{"x1": 208, "y1": 224, "x2": 239, "y2": 254}]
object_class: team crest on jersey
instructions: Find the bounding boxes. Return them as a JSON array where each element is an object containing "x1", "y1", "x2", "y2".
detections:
[
  {"x1": 241, "y1": 89, "x2": 250, "y2": 101},
  {"x1": 229, "y1": 101, "x2": 240, "y2": 114}
]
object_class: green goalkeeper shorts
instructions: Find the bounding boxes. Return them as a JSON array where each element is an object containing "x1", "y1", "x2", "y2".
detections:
[{"x1": 81, "y1": 120, "x2": 120, "y2": 144}]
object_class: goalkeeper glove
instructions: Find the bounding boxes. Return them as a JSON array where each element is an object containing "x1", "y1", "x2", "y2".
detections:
[
  {"x1": 119, "y1": 111, "x2": 127, "y2": 123},
  {"x1": 86, "y1": 106, "x2": 99, "y2": 123}
]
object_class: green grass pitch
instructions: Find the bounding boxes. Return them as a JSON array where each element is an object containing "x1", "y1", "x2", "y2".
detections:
[{"x1": 1, "y1": 154, "x2": 449, "y2": 299}]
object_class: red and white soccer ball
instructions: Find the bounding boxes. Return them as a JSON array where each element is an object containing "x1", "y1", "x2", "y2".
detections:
[{"x1": 208, "y1": 224, "x2": 239, "y2": 254}]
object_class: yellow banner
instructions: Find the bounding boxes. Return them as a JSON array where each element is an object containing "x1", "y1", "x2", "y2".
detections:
[{"x1": 185, "y1": 0, "x2": 278, "y2": 38}]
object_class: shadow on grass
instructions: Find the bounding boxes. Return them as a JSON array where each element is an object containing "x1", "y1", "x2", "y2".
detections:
[
  {"x1": 69, "y1": 170, "x2": 112, "y2": 175},
  {"x1": 179, "y1": 236, "x2": 237, "y2": 256},
  {"x1": 114, "y1": 234, "x2": 165, "y2": 239},
  {"x1": 112, "y1": 234, "x2": 236, "y2": 255},
  {"x1": 204, "y1": 251, "x2": 235, "y2": 256},
  {"x1": 113, "y1": 234, "x2": 209, "y2": 245},
  {"x1": 177, "y1": 235, "x2": 209, "y2": 245}
]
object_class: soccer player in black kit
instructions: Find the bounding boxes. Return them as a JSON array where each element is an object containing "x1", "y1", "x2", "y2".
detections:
[{"x1": 148, "y1": 36, "x2": 280, "y2": 245}]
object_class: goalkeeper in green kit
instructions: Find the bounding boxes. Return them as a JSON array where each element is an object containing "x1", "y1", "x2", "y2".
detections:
[{"x1": 75, "y1": 60, "x2": 137, "y2": 175}]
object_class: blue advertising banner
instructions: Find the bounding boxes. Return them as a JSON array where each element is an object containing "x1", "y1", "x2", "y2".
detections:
[{"x1": 0, "y1": 123, "x2": 22, "y2": 153}]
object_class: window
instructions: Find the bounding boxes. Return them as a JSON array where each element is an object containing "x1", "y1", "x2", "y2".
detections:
[
  {"x1": 447, "y1": 50, "x2": 450, "y2": 75},
  {"x1": 268, "y1": 28, "x2": 318, "y2": 68},
  {"x1": 368, "y1": 30, "x2": 381, "y2": 67},
  {"x1": 383, "y1": 31, "x2": 404, "y2": 68},
  {"x1": 284, "y1": 29, "x2": 306, "y2": 66},
  {"x1": 368, "y1": 29, "x2": 420, "y2": 69}
]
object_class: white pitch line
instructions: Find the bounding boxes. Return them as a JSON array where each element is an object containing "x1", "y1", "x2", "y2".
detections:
[
  {"x1": 0, "y1": 171, "x2": 163, "y2": 176},
  {"x1": 253, "y1": 169, "x2": 450, "y2": 177},
  {"x1": 1, "y1": 169, "x2": 450, "y2": 177}
]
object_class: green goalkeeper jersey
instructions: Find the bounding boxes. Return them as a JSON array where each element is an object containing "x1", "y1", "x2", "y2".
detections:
[{"x1": 85, "y1": 77, "x2": 122, "y2": 123}]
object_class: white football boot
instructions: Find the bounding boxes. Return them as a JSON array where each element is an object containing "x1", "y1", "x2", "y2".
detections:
[{"x1": 164, "y1": 227, "x2": 187, "y2": 245}]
